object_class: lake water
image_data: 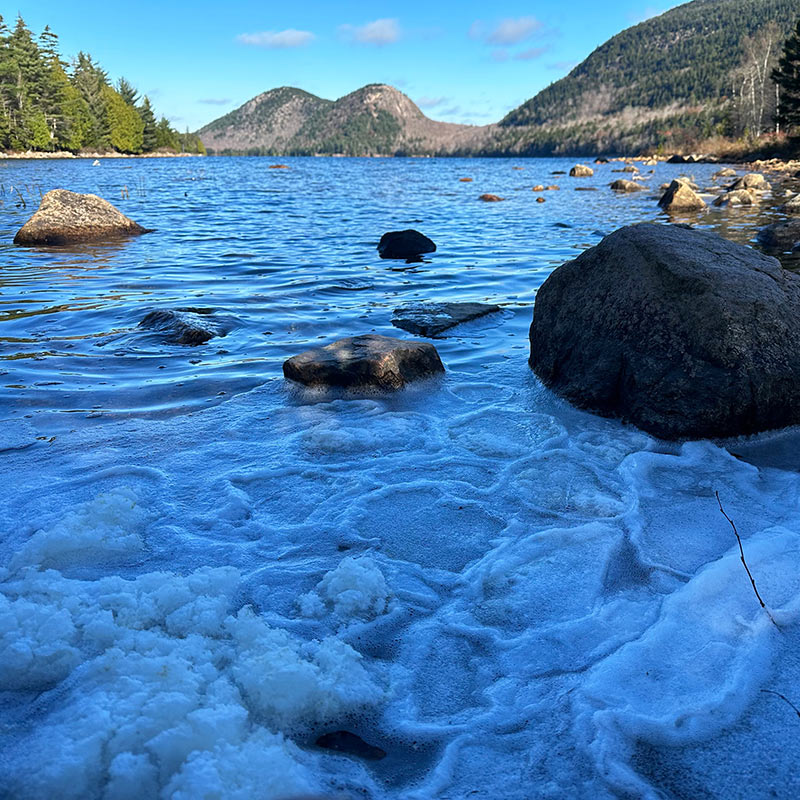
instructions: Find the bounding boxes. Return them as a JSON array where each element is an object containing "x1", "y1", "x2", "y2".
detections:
[{"x1": 2, "y1": 156, "x2": 800, "y2": 800}]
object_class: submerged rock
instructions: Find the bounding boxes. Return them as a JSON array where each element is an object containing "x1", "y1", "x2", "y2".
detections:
[
  {"x1": 479, "y1": 193, "x2": 504, "y2": 202},
  {"x1": 315, "y1": 731, "x2": 386, "y2": 761},
  {"x1": 377, "y1": 229, "x2": 436, "y2": 260},
  {"x1": 459, "y1": 177, "x2": 473, "y2": 182},
  {"x1": 658, "y1": 180, "x2": 705, "y2": 213},
  {"x1": 713, "y1": 167, "x2": 738, "y2": 179},
  {"x1": 569, "y1": 164, "x2": 594, "y2": 177},
  {"x1": 529, "y1": 223, "x2": 800, "y2": 439},
  {"x1": 392, "y1": 301, "x2": 502, "y2": 337},
  {"x1": 610, "y1": 179, "x2": 643, "y2": 193},
  {"x1": 138, "y1": 308, "x2": 228, "y2": 345},
  {"x1": 756, "y1": 219, "x2": 800, "y2": 252},
  {"x1": 283, "y1": 334, "x2": 444, "y2": 389},
  {"x1": 14, "y1": 189, "x2": 148, "y2": 246},
  {"x1": 780, "y1": 194, "x2": 800, "y2": 214}
]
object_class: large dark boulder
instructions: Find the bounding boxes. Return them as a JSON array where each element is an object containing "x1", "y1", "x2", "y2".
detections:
[
  {"x1": 529, "y1": 223, "x2": 800, "y2": 440},
  {"x1": 283, "y1": 334, "x2": 444, "y2": 389},
  {"x1": 377, "y1": 230, "x2": 436, "y2": 260},
  {"x1": 392, "y1": 302, "x2": 501, "y2": 337},
  {"x1": 14, "y1": 189, "x2": 148, "y2": 246}
]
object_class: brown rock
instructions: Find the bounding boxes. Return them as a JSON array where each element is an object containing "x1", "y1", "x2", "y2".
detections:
[
  {"x1": 569, "y1": 164, "x2": 594, "y2": 177},
  {"x1": 14, "y1": 189, "x2": 148, "y2": 246},
  {"x1": 610, "y1": 179, "x2": 643, "y2": 193},
  {"x1": 283, "y1": 334, "x2": 444, "y2": 389},
  {"x1": 729, "y1": 173, "x2": 769, "y2": 192},
  {"x1": 658, "y1": 180, "x2": 706, "y2": 213},
  {"x1": 532, "y1": 185, "x2": 545, "y2": 192},
  {"x1": 545, "y1": 185, "x2": 560, "y2": 191},
  {"x1": 479, "y1": 194, "x2": 504, "y2": 202},
  {"x1": 536, "y1": 197, "x2": 546, "y2": 203},
  {"x1": 269, "y1": 164, "x2": 289, "y2": 169},
  {"x1": 713, "y1": 189, "x2": 757, "y2": 207},
  {"x1": 459, "y1": 177, "x2": 473, "y2": 182}
]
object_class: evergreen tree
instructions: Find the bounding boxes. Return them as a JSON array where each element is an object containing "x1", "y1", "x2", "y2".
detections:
[
  {"x1": 773, "y1": 19, "x2": 800, "y2": 132},
  {"x1": 117, "y1": 76, "x2": 139, "y2": 106},
  {"x1": 103, "y1": 84, "x2": 143, "y2": 153},
  {"x1": 138, "y1": 95, "x2": 157, "y2": 151}
]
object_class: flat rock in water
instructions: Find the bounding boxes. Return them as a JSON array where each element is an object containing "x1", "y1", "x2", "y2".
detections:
[
  {"x1": 658, "y1": 180, "x2": 705, "y2": 213},
  {"x1": 529, "y1": 223, "x2": 800, "y2": 439},
  {"x1": 138, "y1": 308, "x2": 227, "y2": 346},
  {"x1": 315, "y1": 731, "x2": 386, "y2": 761},
  {"x1": 392, "y1": 301, "x2": 502, "y2": 337},
  {"x1": 756, "y1": 219, "x2": 800, "y2": 252},
  {"x1": 610, "y1": 179, "x2": 643, "y2": 192},
  {"x1": 283, "y1": 334, "x2": 444, "y2": 389},
  {"x1": 14, "y1": 189, "x2": 148, "y2": 246},
  {"x1": 377, "y1": 229, "x2": 436, "y2": 260}
]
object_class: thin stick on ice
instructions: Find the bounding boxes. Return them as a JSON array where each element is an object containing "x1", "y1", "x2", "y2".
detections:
[{"x1": 715, "y1": 490, "x2": 780, "y2": 629}]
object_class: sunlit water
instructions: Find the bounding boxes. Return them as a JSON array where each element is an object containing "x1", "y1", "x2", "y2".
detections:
[{"x1": 2, "y1": 157, "x2": 800, "y2": 800}]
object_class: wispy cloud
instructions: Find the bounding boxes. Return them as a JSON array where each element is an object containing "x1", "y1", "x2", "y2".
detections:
[
  {"x1": 491, "y1": 49, "x2": 509, "y2": 63},
  {"x1": 339, "y1": 18, "x2": 401, "y2": 46},
  {"x1": 514, "y1": 46, "x2": 548, "y2": 61},
  {"x1": 416, "y1": 96, "x2": 447, "y2": 109},
  {"x1": 471, "y1": 17, "x2": 543, "y2": 46},
  {"x1": 236, "y1": 29, "x2": 315, "y2": 48},
  {"x1": 198, "y1": 98, "x2": 231, "y2": 105},
  {"x1": 547, "y1": 60, "x2": 579, "y2": 72}
]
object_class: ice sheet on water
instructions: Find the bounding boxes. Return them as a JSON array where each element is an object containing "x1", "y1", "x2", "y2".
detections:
[{"x1": 3, "y1": 375, "x2": 800, "y2": 799}]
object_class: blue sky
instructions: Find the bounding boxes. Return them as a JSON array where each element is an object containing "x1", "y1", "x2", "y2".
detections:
[{"x1": 12, "y1": 1, "x2": 681, "y2": 130}]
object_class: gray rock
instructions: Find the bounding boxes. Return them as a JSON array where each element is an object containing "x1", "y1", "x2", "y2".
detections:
[
  {"x1": 712, "y1": 189, "x2": 757, "y2": 207},
  {"x1": 728, "y1": 173, "x2": 770, "y2": 192},
  {"x1": 392, "y1": 302, "x2": 502, "y2": 337},
  {"x1": 529, "y1": 223, "x2": 800, "y2": 439},
  {"x1": 377, "y1": 229, "x2": 436, "y2": 260},
  {"x1": 138, "y1": 308, "x2": 228, "y2": 345},
  {"x1": 780, "y1": 194, "x2": 800, "y2": 214},
  {"x1": 14, "y1": 189, "x2": 149, "y2": 246},
  {"x1": 283, "y1": 334, "x2": 444, "y2": 389},
  {"x1": 569, "y1": 164, "x2": 594, "y2": 177},
  {"x1": 756, "y1": 219, "x2": 800, "y2": 252},
  {"x1": 610, "y1": 179, "x2": 643, "y2": 193},
  {"x1": 713, "y1": 167, "x2": 738, "y2": 179},
  {"x1": 658, "y1": 180, "x2": 706, "y2": 213}
]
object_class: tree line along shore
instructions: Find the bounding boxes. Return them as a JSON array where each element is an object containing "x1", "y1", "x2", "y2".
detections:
[{"x1": 0, "y1": 14, "x2": 204, "y2": 157}]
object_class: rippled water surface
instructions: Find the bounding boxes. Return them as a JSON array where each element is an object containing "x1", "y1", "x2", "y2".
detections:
[{"x1": 3, "y1": 157, "x2": 800, "y2": 800}]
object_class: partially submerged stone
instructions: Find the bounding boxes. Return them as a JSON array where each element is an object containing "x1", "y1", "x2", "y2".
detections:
[
  {"x1": 14, "y1": 189, "x2": 148, "y2": 246},
  {"x1": 712, "y1": 189, "x2": 756, "y2": 207},
  {"x1": 392, "y1": 301, "x2": 502, "y2": 337},
  {"x1": 377, "y1": 229, "x2": 436, "y2": 260},
  {"x1": 713, "y1": 167, "x2": 738, "y2": 179},
  {"x1": 610, "y1": 179, "x2": 643, "y2": 192},
  {"x1": 283, "y1": 334, "x2": 444, "y2": 389},
  {"x1": 569, "y1": 164, "x2": 594, "y2": 177},
  {"x1": 728, "y1": 173, "x2": 770, "y2": 192},
  {"x1": 780, "y1": 194, "x2": 800, "y2": 214},
  {"x1": 138, "y1": 308, "x2": 229, "y2": 346},
  {"x1": 658, "y1": 179, "x2": 705, "y2": 213},
  {"x1": 756, "y1": 219, "x2": 800, "y2": 253},
  {"x1": 529, "y1": 223, "x2": 800, "y2": 440},
  {"x1": 479, "y1": 194, "x2": 504, "y2": 202}
]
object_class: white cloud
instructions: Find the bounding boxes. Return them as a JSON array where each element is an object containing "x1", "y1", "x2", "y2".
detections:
[
  {"x1": 198, "y1": 98, "x2": 232, "y2": 105},
  {"x1": 491, "y1": 49, "x2": 509, "y2": 63},
  {"x1": 340, "y1": 18, "x2": 401, "y2": 46},
  {"x1": 486, "y1": 17, "x2": 542, "y2": 46},
  {"x1": 236, "y1": 29, "x2": 315, "y2": 48}
]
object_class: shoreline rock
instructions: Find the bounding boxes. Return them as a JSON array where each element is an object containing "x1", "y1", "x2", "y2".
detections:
[
  {"x1": 14, "y1": 189, "x2": 150, "y2": 246},
  {"x1": 283, "y1": 334, "x2": 445, "y2": 389},
  {"x1": 529, "y1": 223, "x2": 800, "y2": 440}
]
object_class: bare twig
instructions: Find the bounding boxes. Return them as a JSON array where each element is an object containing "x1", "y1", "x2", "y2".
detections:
[
  {"x1": 761, "y1": 689, "x2": 800, "y2": 719},
  {"x1": 716, "y1": 491, "x2": 779, "y2": 629}
]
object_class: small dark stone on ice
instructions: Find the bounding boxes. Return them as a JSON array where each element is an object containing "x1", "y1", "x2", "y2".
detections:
[
  {"x1": 377, "y1": 229, "x2": 436, "y2": 260},
  {"x1": 316, "y1": 731, "x2": 386, "y2": 761},
  {"x1": 392, "y1": 301, "x2": 502, "y2": 337},
  {"x1": 283, "y1": 334, "x2": 444, "y2": 389}
]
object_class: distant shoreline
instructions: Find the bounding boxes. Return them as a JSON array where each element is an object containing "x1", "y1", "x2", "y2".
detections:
[{"x1": 0, "y1": 151, "x2": 205, "y2": 161}]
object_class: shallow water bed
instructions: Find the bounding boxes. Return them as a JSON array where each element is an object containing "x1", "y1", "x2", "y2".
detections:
[{"x1": 2, "y1": 157, "x2": 800, "y2": 799}]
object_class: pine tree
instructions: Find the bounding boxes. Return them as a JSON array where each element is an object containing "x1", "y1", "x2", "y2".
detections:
[
  {"x1": 103, "y1": 84, "x2": 143, "y2": 153},
  {"x1": 117, "y1": 77, "x2": 139, "y2": 107},
  {"x1": 138, "y1": 95, "x2": 157, "y2": 151},
  {"x1": 773, "y1": 19, "x2": 800, "y2": 132}
]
